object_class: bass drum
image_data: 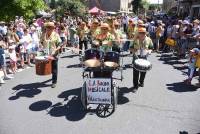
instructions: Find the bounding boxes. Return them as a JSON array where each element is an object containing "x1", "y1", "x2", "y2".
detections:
[
  {"x1": 133, "y1": 59, "x2": 152, "y2": 72},
  {"x1": 35, "y1": 56, "x2": 52, "y2": 75},
  {"x1": 84, "y1": 49, "x2": 103, "y2": 68},
  {"x1": 104, "y1": 52, "x2": 120, "y2": 68}
]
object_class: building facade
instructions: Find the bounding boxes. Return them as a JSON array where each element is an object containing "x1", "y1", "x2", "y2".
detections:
[
  {"x1": 177, "y1": 0, "x2": 200, "y2": 19},
  {"x1": 163, "y1": 0, "x2": 177, "y2": 12},
  {"x1": 87, "y1": 0, "x2": 132, "y2": 12}
]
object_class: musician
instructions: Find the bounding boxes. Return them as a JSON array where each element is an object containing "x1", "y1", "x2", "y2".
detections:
[
  {"x1": 93, "y1": 23, "x2": 115, "y2": 78},
  {"x1": 127, "y1": 19, "x2": 137, "y2": 39},
  {"x1": 112, "y1": 20, "x2": 123, "y2": 52},
  {"x1": 77, "y1": 22, "x2": 89, "y2": 54},
  {"x1": 130, "y1": 27, "x2": 153, "y2": 90},
  {"x1": 40, "y1": 22, "x2": 62, "y2": 88},
  {"x1": 95, "y1": 23, "x2": 114, "y2": 52},
  {"x1": 90, "y1": 19, "x2": 100, "y2": 39},
  {"x1": 124, "y1": 19, "x2": 137, "y2": 51},
  {"x1": 89, "y1": 19, "x2": 100, "y2": 48}
]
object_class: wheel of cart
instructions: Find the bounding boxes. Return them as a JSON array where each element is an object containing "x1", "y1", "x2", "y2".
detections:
[
  {"x1": 81, "y1": 77, "x2": 119, "y2": 118},
  {"x1": 96, "y1": 83, "x2": 118, "y2": 118}
]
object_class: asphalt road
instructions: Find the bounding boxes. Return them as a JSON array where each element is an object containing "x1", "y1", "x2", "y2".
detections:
[{"x1": 0, "y1": 51, "x2": 200, "y2": 134}]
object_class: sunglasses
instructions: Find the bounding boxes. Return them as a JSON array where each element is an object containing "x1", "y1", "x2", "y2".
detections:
[
  {"x1": 101, "y1": 28, "x2": 108, "y2": 30},
  {"x1": 46, "y1": 26, "x2": 54, "y2": 29}
]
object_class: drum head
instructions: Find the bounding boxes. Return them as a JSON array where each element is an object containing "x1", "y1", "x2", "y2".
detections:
[
  {"x1": 135, "y1": 59, "x2": 151, "y2": 67},
  {"x1": 84, "y1": 59, "x2": 101, "y2": 68},
  {"x1": 35, "y1": 56, "x2": 46, "y2": 61},
  {"x1": 104, "y1": 52, "x2": 119, "y2": 68},
  {"x1": 104, "y1": 61, "x2": 119, "y2": 68}
]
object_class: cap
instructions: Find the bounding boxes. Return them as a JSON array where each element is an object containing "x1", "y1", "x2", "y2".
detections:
[
  {"x1": 182, "y1": 20, "x2": 189, "y2": 25},
  {"x1": 190, "y1": 48, "x2": 200, "y2": 54}
]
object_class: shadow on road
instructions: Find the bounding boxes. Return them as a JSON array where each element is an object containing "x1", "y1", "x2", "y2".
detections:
[
  {"x1": 60, "y1": 54, "x2": 79, "y2": 59},
  {"x1": 29, "y1": 87, "x2": 87, "y2": 122},
  {"x1": 66, "y1": 64, "x2": 82, "y2": 68},
  {"x1": 159, "y1": 53, "x2": 188, "y2": 71},
  {"x1": 166, "y1": 82, "x2": 198, "y2": 92},
  {"x1": 180, "y1": 131, "x2": 188, "y2": 134},
  {"x1": 9, "y1": 79, "x2": 51, "y2": 100},
  {"x1": 118, "y1": 87, "x2": 132, "y2": 105},
  {"x1": 180, "y1": 131, "x2": 200, "y2": 134}
]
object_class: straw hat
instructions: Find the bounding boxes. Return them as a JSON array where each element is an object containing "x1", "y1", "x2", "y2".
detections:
[
  {"x1": 92, "y1": 19, "x2": 99, "y2": 24},
  {"x1": 138, "y1": 20, "x2": 144, "y2": 25},
  {"x1": 44, "y1": 22, "x2": 55, "y2": 27},
  {"x1": 81, "y1": 22, "x2": 86, "y2": 26},
  {"x1": 100, "y1": 23, "x2": 110, "y2": 29},
  {"x1": 138, "y1": 27, "x2": 147, "y2": 33},
  {"x1": 193, "y1": 19, "x2": 200, "y2": 24},
  {"x1": 114, "y1": 20, "x2": 120, "y2": 26}
]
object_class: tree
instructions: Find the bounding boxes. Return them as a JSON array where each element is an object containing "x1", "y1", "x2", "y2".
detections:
[
  {"x1": 56, "y1": 0, "x2": 86, "y2": 17},
  {"x1": 0, "y1": 0, "x2": 47, "y2": 22},
  {"x1": 131, "y1": 0, "x2": 150, "y2": 15},
  {"x1": 131, "y1": 0, "x2": 142, "y2": 15}
]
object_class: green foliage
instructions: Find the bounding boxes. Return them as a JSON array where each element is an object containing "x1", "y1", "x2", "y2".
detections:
[
  {"x1": 0, "y1": 0, "x2": 47, "y2": 22},
  {"x1": 56, "y1": 0, "x2": 86, "y2": 17},
  {"x1": 131, "y1": 0, "x2": 150, "y2": 14}
]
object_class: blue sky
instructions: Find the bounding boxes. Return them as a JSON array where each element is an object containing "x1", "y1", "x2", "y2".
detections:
[{"x1": 148, "y1": 0, "x2": 163, "y2": 4}]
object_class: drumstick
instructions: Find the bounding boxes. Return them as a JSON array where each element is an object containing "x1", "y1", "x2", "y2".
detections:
[{"x1": 64, "y1": 47, "x2": 83, "y2": 52}]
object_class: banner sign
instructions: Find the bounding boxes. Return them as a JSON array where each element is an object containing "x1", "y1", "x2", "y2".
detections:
[{"x1": 86, "y1": 78, "x2": 112, "y2": 104}]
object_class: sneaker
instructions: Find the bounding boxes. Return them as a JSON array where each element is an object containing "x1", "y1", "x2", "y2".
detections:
[
  {"x1": 51, "y1": 83, "x2": 57, "y2": 88},
  {"x1": 4, "y1": 75, "x2": 14, "y2": 80},
  {"x1": 0, "y1": 78, "x2": 5, "y2": 84}
]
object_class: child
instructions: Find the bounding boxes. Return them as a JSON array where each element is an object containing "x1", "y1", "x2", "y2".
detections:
[
  {"x1": 184, "y1": 48, "x2": 199, "y2": 85},
  {"x1": 8, "y1": 40, "x2": 18, "y2": 74}
]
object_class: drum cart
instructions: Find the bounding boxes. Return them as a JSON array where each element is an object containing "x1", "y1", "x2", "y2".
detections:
[{"x1": 80, "y1": 48, "x2": 124, "y2": 118}]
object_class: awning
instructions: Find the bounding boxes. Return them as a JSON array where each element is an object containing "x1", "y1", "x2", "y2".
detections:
[{"x1": 89, "y1": 7, "x2": 104, "y2": 14}]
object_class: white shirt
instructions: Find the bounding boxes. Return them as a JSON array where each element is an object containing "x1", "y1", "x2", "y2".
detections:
[{"x1": 22, "y1": 34, "x2": 32, "y2": 50}]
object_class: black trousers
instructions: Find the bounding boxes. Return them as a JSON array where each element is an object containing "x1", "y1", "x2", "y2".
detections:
[
  {"x1": 133, "y1": 68, "x2": 146, "y2": 86},
  {"x1": 79, "y1": 40, "x2": 88, "y2": 54},
  {"x1": 52, "y1": 59, "x2": 58, "y2": 84}
]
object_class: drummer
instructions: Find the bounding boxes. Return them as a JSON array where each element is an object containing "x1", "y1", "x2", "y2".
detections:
[
  {"x1": 77, "y1": 22, "x2": 89, "y2": 54},
  {"x1": 90, "y1": 19, "x2": 101, "y2": 39},
  {"x1": 95, "y1": 23, "x2": 115, "y2": 52},
  {"x1": 93, "y1": 23, "x2": 116, "y2": 78},
  {"x1": 124, "y1": 19, "x2": 137, "y2": 51},
  {"x1": 129, "y1": 27, "x2": 153, "y2": 90},
  {"x1": 112, "y1": 20, "x2": 123, "y2": 52},
  {"x1": 40, "y1": 22, "x2": 62, "y2": 88}
]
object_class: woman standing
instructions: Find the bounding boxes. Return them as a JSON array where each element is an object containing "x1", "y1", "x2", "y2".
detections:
[{"x1": 40, "y1": 22, "x2": 62, "y2": 88}]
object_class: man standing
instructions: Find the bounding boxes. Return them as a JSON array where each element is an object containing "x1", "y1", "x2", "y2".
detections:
[
  {"x1": 130, "y1": 28, "x2": 153, "y2": 90},
  {"x1": 40, "y1": 22, "x2": 62, "y2": 88}
]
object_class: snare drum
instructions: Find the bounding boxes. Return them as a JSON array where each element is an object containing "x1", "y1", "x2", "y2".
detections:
[
  {"x1": 104, "y1": 52, "x2": 120, "y2": 68},
  {"x1": 35, "y1": 56, "x2": 52, "y2": 75},
  {"x1": 84, "y1": 49, "x2": 103, "y2": 68},
  {"x1": 133, "y1": 59, "x2": 152, "y2": 72}
]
